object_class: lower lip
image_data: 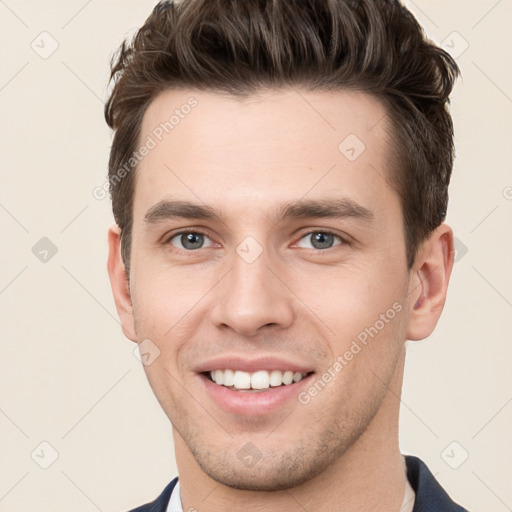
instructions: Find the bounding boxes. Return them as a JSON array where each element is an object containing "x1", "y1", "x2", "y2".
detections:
[{"x1": 199, "y1": 374, "x2": 313, "y2": 415}]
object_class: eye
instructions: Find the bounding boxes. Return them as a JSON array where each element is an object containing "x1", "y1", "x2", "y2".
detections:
[
  {"x1": 295, "y1": 231, "x2": 344, "y2": 250},
  {"x1": 168, "y1": 231, "x2": 215, "y2": 250}
]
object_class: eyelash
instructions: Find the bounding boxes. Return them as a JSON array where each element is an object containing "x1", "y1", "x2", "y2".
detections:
[{"x1": 164, "y1": 228, "x2": 348, "y2": 252}]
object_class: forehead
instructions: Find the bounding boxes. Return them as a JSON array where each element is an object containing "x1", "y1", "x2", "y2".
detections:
[{"x1": 134, "y1": 87, "x2": 398, "y2": 222}]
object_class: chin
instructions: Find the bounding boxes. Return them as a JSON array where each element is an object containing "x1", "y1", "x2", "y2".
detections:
[
  {"x1": 191, "y1": 441, "x2": 348, "y2": 492},
  {"x1": 200, "y1": 463, "x2": 323, "y2": 491}
]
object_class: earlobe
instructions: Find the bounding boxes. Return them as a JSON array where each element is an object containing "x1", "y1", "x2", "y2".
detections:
[
  {"x1": 406, "y1": 224, "x2": 455, "y2": 341},
  {"x1": 107, "y1": 225, "x2": 137, "y2": 342}
]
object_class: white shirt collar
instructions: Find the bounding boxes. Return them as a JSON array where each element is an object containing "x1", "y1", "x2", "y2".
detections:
[{"x1": 166, "y1": 479, "x2": 183, "y2": 512}]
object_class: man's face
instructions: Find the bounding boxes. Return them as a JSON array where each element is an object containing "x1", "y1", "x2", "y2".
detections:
[{"x1": 123, "y1": 88, "x2": 415, "y2": 490}]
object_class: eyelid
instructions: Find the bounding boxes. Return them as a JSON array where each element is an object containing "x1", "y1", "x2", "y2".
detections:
[
  {"x1": 163, "y1": 227, "x2": 350, "y2": 251},
  {"x1": 164, "y1": 228, "x2": 217, "y2": 249},
  {"x1": 292, "y1": 228, "x2": 349, "y2": 248}
]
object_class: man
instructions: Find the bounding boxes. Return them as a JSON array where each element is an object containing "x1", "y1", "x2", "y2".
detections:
[{"x1": 105, "y1": 0, "x2": 469, "y2": 510}]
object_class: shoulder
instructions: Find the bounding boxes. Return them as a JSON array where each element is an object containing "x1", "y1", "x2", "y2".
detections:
[
  {"x1": 127, "y1": 478, "x2": 178, "y2": 512},
  {"x1": 405, "y1": 455, "x2": 469, "y2": 512}
]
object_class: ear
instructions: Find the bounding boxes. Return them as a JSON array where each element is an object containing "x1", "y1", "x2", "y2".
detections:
[
  {"x1": 107, "y1": 225, "x2": 137, "y2": 342},
  {"x1": 406, "y1": 223, "x2": 455, "y2": 341}
]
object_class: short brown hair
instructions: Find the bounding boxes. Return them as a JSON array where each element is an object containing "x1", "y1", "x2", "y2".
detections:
[{"x1": 105, "y1": 0, "x2": 460, "y2": 272}]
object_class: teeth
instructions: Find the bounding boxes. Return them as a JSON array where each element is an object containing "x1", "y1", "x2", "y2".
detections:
[
  {"x1": 282, "y1": 371, "x2": 293, "y2": 385},
  {"x1": 209, "y1": 369, "x2": 307, "y2": 390},
  {"x1": 251, "y1": 370, "x2": 269, "y2": 390},
  {"x1": 223, "y1": 369, "x2": 234, "y2": 386},
  {"x1": 233, "y1": 370, "x2": 251, "y2": 389},
  {"x1": 269, "y1": 370, "x2": 283, "y2": 387}
]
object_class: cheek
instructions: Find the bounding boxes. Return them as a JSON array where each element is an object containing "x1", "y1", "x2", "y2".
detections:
[
  {"x1": 298, "y1": 259, "x2": 406, "y2": 341},
  {"x1": 129, "y1": 262, "x2": 217, "y2": 383},
  {"x1": 304, "y1": 266, "x2": 409, "y2": 404},
  {"x1": 130, "y1": 259, "x2": 207, "y2": 335}
]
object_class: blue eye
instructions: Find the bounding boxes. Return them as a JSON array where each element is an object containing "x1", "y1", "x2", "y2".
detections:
[
  {"x1": 297, "y1": 231, "x2": 343, "y2": 250},
  {"x1": 166, "y1": 230, "x2": 344, "y2": 252},
  {"x1": 168, "y1": 231, "x2": 214, "y2": 250}
]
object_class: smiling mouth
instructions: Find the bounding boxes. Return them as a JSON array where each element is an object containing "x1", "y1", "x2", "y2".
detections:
[{"x1": 204, "y1": 369, "x2": 314, "y2": 392}]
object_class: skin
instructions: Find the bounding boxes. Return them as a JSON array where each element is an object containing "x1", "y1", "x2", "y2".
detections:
[{"x1": 108, "y1": 88, "x2": 454, "y2": 512}]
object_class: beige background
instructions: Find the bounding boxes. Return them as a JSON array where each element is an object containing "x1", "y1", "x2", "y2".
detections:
[{"x1": 1, "y1": 0, "x2": 511, "y2": 510}]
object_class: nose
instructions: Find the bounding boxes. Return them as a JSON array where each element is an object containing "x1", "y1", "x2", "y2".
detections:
[{"x1": 210, "y1": 247, "x2": 295, "y2": 337}]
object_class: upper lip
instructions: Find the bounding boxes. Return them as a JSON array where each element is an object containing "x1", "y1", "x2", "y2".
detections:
[{"x1": 194, "y1": 355, "x2": 315, "y2": 374}]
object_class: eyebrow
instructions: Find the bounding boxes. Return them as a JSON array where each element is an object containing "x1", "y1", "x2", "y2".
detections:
[{"x1": 143, "y1": 198, "x2": 375, "y2": 225}]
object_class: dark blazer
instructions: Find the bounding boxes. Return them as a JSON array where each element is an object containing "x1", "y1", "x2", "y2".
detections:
[{"x1": 128, "y1": 455, "x2": 469, "y2": 512}]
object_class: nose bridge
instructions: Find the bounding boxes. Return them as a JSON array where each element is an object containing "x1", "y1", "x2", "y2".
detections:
[{"x1": 211, "y1": 238, "x2": 294, "y2": 335}]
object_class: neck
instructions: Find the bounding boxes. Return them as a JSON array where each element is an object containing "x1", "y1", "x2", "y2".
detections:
[{"x1": 175, "y1": 351, "x2": 407, "y2": 512}]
